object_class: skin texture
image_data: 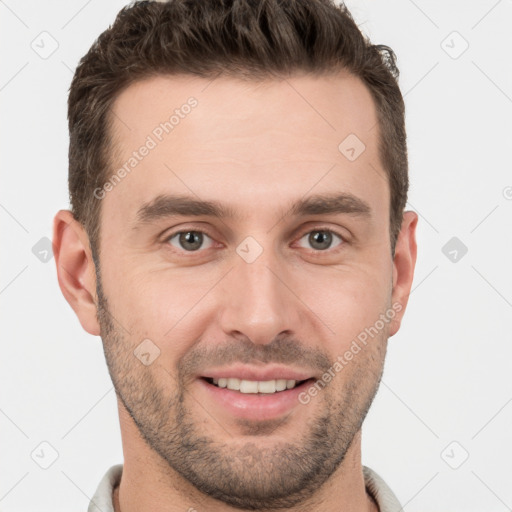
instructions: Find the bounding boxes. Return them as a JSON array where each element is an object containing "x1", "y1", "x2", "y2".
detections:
[{"x1": 53, "y1": 71, "x2": 417, "y2": 512}]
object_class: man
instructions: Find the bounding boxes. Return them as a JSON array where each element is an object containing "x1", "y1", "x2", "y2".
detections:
[{"x1": 53, "y1": 0, "x2": 417, "y2": 510}]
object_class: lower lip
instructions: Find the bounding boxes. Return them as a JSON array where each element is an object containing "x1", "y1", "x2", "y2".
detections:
[{"x1": 196, "y1": 378, "x2": 315, "y2": 421}]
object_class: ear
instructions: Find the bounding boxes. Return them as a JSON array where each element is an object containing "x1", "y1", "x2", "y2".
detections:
[
  {"x1": 52, "y1": 210, "x2": 101, "y2": 336},
  {"x1": 389, "y1": 211, "x2": 418, "y2": 337}
]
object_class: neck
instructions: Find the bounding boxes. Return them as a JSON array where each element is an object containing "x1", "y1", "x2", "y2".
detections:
[{"x1": 113, "y1": 403, "x2": 379, "y2": 512}]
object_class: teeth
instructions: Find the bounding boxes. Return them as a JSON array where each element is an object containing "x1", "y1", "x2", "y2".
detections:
[
  {"x1": 227, "y1": 378, "x2": 240, "y2": 390},
  {"x1": 211, "y1": 378, "x2": 300, "y2": 393},
  {"x1": 257, "y1": 380, "x2": 275, "y2": 393},
  {"x1": 276, "y1": 379, "x2": 287, "y2": 391},
  {"x1": 240, "y1": 380, "x2": 259, "y2": 393}
]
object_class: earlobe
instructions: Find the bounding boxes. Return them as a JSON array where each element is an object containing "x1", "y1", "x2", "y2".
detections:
[
  {"x1": 389, "y1": 211, "x2": 418, "y2": 337},
  {"x1": 52, "y1": 210, "x2": 101, "y2": 336}
]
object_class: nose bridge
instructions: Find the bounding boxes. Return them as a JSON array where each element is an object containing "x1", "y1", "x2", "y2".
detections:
[{"x1": 218, "y1": 237, "x2": 299, "y2": 345}]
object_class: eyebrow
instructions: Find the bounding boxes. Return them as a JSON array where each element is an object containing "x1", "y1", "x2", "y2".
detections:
[{"x1": 133, "y1": 192, "x2": 371, "y2": 227}]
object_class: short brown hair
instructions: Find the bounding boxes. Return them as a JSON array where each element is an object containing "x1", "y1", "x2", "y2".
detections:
[{"x1": 68, "y1": 0, "x2": 408, "y2": 260}]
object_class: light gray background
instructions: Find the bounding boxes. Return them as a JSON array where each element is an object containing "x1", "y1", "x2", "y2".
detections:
[{"x1": 1, "y1": 1, "x2": 511, "y2": 510}]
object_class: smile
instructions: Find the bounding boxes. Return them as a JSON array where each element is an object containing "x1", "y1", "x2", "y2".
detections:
[{"x1": 205, "y1": 377, "x2": 309, "y2": 394}]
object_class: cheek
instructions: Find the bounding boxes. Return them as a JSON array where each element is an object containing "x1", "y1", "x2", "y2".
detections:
[
  {"x1": 305, "y1": 266, "x2": 392, "y2": 348},
  {"x1": 103, "y1": 264, "x2": 216, "y2": 364},
  {"x1": 102, "y1": 241, "x2": 393, "y2": 367}
]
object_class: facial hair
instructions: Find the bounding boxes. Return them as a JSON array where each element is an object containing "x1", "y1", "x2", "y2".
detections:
[{"x1": 95, "y1": 267, "x2": 387, "y2": 510}]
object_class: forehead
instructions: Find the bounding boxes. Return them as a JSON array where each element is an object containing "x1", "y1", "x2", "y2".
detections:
[
  {"x1": 110, "y1": 71, "x2": 379, "y2": 153},
  {"x1": 103, "y1": 72, "x2": 388, "y2": 227}
]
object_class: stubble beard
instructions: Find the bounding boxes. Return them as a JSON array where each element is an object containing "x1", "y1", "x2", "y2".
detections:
[{"x1": 95, "y1": 271, "x2": 387, "y2": 510}]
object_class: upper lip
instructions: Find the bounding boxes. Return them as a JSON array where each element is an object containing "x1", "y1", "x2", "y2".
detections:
[{"x1": 199, "y1": 364, "x2": 314, "y2": 382}]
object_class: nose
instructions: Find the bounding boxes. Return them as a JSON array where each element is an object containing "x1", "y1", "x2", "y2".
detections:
[{"x1": 217, "y1": 241, "x2": 303, "y2": 346}]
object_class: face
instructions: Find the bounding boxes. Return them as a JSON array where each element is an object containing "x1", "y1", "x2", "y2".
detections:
[{"x1": 58, "y1": 72, "x2": 417, "y2": 509}]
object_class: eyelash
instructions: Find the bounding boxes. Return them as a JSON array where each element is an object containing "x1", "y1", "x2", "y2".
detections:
[{"x1": 163, "y1": 226, "x2": 347, "y2": 256}]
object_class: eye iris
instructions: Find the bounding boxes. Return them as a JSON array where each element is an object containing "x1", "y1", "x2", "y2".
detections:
[
  {"x1": 174, "y1": 231, "x2": 336, "y2": 252},
  {"x1": 179, "y1": 231, "x2": 203, "y2": 251},
  {"x1": 309, "y1": 230, "x2": 332, "y2": 250}
]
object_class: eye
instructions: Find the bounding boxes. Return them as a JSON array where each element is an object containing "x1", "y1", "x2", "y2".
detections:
[
  {"x1": 166, "y1": 230, "x2": 214, "y2": 252},
  {"x1": 296, "y1": 228, "x2": 344, "y2": 252},
  {"x1": 163, "y1": 227, "x2": 345, "y2": 255}
]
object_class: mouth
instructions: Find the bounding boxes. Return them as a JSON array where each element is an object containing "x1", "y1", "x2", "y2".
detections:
[
  {"x1": 202, "y1": 377, "x2": 313, "y2": 394},
  {"x1": 195, "y1": 365, "x2": 319, "y2": 421},
  {"x1": 197, "y1": 376, "x2": 316, "y2": 421}
]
